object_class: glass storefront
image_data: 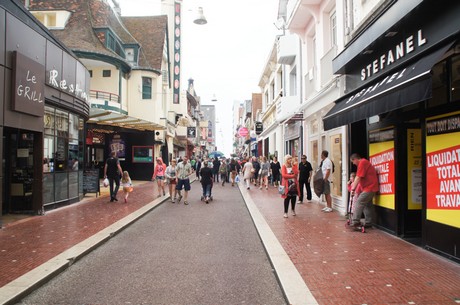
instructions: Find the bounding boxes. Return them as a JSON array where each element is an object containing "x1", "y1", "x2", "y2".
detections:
[
  {"x1": 43, "y1": 106, "x2": 84, "y2": 205},
  {"x1": 329, "y1": 134, "x2": 342, "y2": 197}
]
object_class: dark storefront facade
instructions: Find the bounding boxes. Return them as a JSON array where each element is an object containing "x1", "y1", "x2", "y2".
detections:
[
  {"x1": 324, "y1": 1, "x2": 460, "y2": 261},
  {"x1": 1, "y1": 2, "x2": 90, "y2": 216}
]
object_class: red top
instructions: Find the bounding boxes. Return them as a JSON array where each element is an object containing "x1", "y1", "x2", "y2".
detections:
[
  {"x1": 356, "y1": 158, "x2": 379, "y2": 192},
  {"x1": 281, "y1": 164, "x2": 300, "y2": 199}
]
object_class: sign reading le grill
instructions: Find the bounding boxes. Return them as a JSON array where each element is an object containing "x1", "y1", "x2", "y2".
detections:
[{"x1": 12, "y1": 51, "x2": 45, "y2": 117}]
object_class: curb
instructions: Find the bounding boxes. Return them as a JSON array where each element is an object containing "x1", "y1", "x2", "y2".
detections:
[
  {"x1": 0, "y1": 195, "x2": 170, "y2": 305},
  {"x1": 238, "y1": 180, "x2": 319, "y2": 305}
]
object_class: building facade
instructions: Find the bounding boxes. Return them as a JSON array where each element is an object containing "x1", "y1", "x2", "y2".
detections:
[
  {"x1": 1, "y1": 1, "x2": 90, "y2": 215},
  {"x1": 324, "y1": 0, "x2": 460, "y2": 261},
  {"x1": 27, "y1": 0, "x2": 173, "y2": 182}
]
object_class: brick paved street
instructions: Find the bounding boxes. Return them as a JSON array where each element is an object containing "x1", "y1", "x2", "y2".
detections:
[
  {"x1": 242, "y1": 181, "x2": 460, "y2": 305},
  {"x1": 0, "y1": 180, "x2": 159, "y2": 288},
  {"x1": 1, "y1": 177, "x2": 460, "y2": 304}
]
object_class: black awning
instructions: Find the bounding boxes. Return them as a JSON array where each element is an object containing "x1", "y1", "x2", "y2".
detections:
[{"x1": 323, "y1": 42, "x2": 454, "y2": 130}]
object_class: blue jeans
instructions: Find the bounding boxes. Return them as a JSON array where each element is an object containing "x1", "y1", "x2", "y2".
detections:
[{"x1": 202, "y1": 183, "x2": 212, "y2": 197}]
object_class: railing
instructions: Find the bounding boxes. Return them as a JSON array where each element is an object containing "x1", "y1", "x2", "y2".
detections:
[{"x1": 90, "y1": 90, "x2": 120, "y2": 104}]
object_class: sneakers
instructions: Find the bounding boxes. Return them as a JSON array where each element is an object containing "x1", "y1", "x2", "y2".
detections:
[
  {"x1": 283, "y1": 213, "x2": 288, "y2": 218},
  {"x1": 323, "y1": 207, "x2": 333, "y2": 213},
  {"x1": 205, "y1": 197, "x2": 209, "y2": 204},
  {"x1": 177, "y1": 193, "x2": 182, "y2": 202},
  {"x1": 292, "y1": 210, "x2": 296, "y2": 216},
  {"x1": 265, "y1": 187, "x2": 268, "y2": 190},
  {"x1": 184, "y1": 201, "x2": 188, "y2": 205},
  {"x1": 172, "y1": 198, "x2": 176, "y2": 203},
  {"x1": 259, "y1": 186, "x2": 262, "y2": 190},
  {"x1": 298, "y1": 201, "x2": 303, "y2": 204}
]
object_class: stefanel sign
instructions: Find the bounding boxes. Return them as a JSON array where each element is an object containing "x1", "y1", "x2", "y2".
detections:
[{"x1": 12, "y1": 51, "x2": 45, "y2": 117}]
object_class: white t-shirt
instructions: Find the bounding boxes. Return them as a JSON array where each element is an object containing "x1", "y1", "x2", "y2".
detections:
[{"x1": 321, "y1": 158, "x2": 333, "y2": 182}]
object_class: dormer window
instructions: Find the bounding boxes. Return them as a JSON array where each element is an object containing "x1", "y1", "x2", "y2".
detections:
[
  {"x1": 125, "y1": 48, "x2": 135, "y2": 62},
  {"x1": 30, "y1": 10, "x2": 71, "y2": 30}
]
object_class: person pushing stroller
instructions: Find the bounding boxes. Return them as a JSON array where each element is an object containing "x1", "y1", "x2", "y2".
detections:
[{"x1": 200, "y1": 160, "x2": 213, "y2": 203}]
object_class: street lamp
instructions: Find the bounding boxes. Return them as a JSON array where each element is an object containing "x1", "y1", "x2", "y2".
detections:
[{"x1": 193, "y1": 7, "x2": 207, "y2": 25}]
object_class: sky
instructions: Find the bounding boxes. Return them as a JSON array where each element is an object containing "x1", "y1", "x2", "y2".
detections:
[{"x1": 118, "y1": 0, "x2": 280, "y2": 156}]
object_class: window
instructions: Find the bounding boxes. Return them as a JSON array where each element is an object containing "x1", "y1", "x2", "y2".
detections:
[
  {"x1": 31, "y1": 11, "x2": 71, "y2": 29},
  {"x1": 125, "y1": 48, "x2": 135, "y2": 62},
  {"x1": 330, "y1": 11, "x2": 337, "y2": 47},
  {"x1": 142, "y1": 77, "x2": 152, "y2": 99},
  {"x1": 289, "y1": 66, "x2": 297, "y2": 96},
  {"x1": 103, "y1": 70, "x2": 111, "y2": 77},
  {"x1": 89, "y1": 70, "x2": 93, "y2": 78},
  {"x1": 329, "y1": 134, "x2": 342, "y2": 197},
  {"x1": 451, "y1": 55, "x2": 460, "y2": 101}
]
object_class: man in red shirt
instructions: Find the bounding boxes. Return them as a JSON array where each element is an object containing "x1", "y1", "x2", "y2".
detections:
[{"x1": 349, "y1": 153, "x2": 379, "y2": 227}]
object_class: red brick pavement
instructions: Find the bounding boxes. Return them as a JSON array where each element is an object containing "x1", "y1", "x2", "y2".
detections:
[
  {"x1": 246, "y1": 184, "x2": 460, "y2": 305},
  {"x1": 0, "y1": 181, "x2": 158, "y2": 288}
]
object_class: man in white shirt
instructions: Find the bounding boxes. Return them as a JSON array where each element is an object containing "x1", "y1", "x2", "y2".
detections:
[
  {"x1": 320, "y1": 150, "x2": 333, "y2": 212},
  {"x1": 176, "y1": 156, "x2": 192, "y2": 205}
]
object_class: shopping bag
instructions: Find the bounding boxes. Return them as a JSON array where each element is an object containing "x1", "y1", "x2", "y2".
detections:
[
  {"x1": 235, "y1": 175, "x2": 240, "y2": 183},
  {"x1": 278, "y1": 185, "x2": 285, "y2": 195},
  {"x1": 103, "y1": 178, "x2": 109, "y2": 187},
  {"x1": 313, "y1": 169, "x2": 324, "y2": 197}
]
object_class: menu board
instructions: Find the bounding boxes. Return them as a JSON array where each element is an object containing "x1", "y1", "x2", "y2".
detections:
[{"x1": 83, "y1": 169, "x2": 100, "y2": 196}]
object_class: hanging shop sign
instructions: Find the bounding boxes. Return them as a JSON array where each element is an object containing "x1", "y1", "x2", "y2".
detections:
[
  {"x1": 369, "y1": 128, "x2": 395, "y2": 210},
  {"x1": 238, "y1": 127, "x2": 249, "y2": 137},
  {"x1": 255, "y1": 121, "x2": 263, "y2": 135},
  {"x1": 187, "y1": 127, "x2": 196, "y2": 138},
  {"x1": 12, "y1": 51, "x2": 45, "y2": 117},
  {"x1": 426, "y1": 112, "x2": 460, "y2": 229}
]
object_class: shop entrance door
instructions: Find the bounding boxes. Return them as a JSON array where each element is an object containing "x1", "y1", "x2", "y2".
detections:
[{"x1": 4, "y1": 128, "x2": 36, "y2": 213}]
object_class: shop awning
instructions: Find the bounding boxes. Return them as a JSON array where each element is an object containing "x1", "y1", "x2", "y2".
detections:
[
  {"x1": 323, "y1": 42, "x2": 454, "y2": 130},
  {"x1": 88, "y1": 108, "x2": 166, "y2": 131}
]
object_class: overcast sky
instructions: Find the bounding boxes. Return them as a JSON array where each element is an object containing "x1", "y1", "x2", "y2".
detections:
[{"x1": 118, "y1": 0, "x2": 280, "y2": 155}]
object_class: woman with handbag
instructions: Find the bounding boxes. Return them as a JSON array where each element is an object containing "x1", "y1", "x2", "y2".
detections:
[{"x1": 281, "y1": 154, "x2": 300, "y2": 218}]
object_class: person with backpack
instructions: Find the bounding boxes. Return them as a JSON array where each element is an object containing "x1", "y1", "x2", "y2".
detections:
[{"x1": 320, "y1": 150, "x2": 333, "y2": 212}]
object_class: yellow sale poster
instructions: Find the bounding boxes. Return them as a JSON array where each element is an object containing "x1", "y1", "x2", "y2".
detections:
[
  {"x1": 369, "y1": 128, "x2": 395, "y2": 210},
  {"x1": 426, "y1": 112, "x2": 460, "y2": 228}
]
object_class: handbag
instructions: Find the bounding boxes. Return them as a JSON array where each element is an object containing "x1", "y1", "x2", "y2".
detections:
[
  {"x1": 103, "y1": 178, "x2": 109, "y2": 187},
  {"x1": 278, "y1": 185, "x2": 285, "y2": 194}
]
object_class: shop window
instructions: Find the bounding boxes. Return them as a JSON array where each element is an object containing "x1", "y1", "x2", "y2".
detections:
[
  {"x1": 310, "y1": 140, "x2": 319, "y2": 169},
  {"x1": 451, "y1": 55, "x2": 460, "y2": 101},
  {"x1": 428, "y1": 61, "x2": 448, "y2": 108},
  {"x1": 44, "y1": 106, "x2": 55, "y2": 135},
  {"x1": 329, "y1": 134, "x2": 342, "y2": 197},
  {"x1": 142, "y1": 77, "x2": 152, "y2": 99},
  {"x1": 56, "y1": 110, "x2": 69, "y2": 138},
  {"x1": 103, "y1": 70, "x2": 111, "y2": 77}
]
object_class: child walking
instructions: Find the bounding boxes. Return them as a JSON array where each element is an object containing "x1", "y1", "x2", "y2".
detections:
[{"x1": 121, "y1": 171, "x2": 133, "y2": 203}]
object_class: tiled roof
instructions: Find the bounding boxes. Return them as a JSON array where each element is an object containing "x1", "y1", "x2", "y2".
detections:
[
  {"x1": 27, "y1": 0, "x2": 128, "y2": 63},
  {"x1": 122, "y1": 15, "x2": 168, "y2": 71}
]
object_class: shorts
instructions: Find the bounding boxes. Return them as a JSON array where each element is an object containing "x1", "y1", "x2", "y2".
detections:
[
  {"x1": 176, "y1": 178, "x2": 191, "y2": 191},
  {"x1": 156, "y1": 176, "x2": 165, "y2": 180},
  {"x1": 168, "y1": 178, "x2": 177, "y2": 184},
  {"x1": 323, "y1": 180, "x2": 331, "y2": 195}
]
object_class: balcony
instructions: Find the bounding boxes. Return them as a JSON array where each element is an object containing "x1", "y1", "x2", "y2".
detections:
[
  {"x1": 277, "y1": 34, "x2": 299, "y2": 65},
  {"x1": 276, "y1": 95, "x2": 301, "y2": 122},
  {"x1": 320, "y1": 46, "x2": 337, "y2": 86},
  {"x1": 90, "y1": 90, "x2": 120, "y2": 103}
]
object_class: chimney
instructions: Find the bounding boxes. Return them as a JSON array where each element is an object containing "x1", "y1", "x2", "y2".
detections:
[{"x1": 112, "y1": 0, "x2": 121, "y2": 15}]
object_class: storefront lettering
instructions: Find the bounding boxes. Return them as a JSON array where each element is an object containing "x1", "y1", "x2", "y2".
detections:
[
  {"x1": 16, "y1": 70, "x2": 43, "y2": 104},
  {"x1": 427, "y1": 146, "x2": 460, "y2": 209},
  {"x1": 48, "y1": 69, "x2": 88, "y2": 102},
  {"x1": 346, "y1": 69, "x2": 406, "y2": 104},
  {"x1": 370, "y1": 148, "x2": 395, "y2": 195},
  {"x1": 427, "y1": 115, "x2": 460, "y2": 135},
  {"x1": 361, "y1": 29, "x2": 427, "y2": 81}
]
